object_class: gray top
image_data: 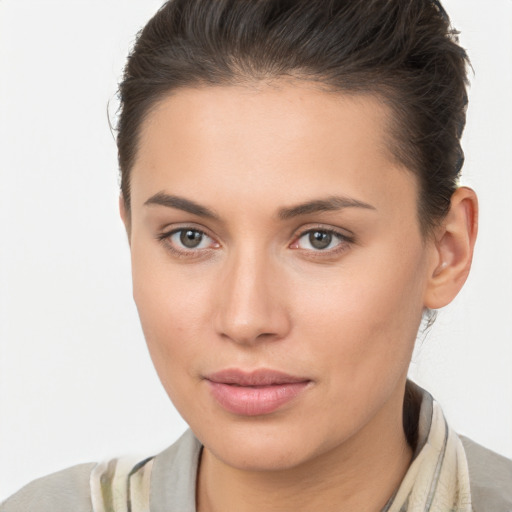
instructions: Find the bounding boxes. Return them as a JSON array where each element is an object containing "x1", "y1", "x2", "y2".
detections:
[
  {"x1": 0, "y1": 462, "x2": 96, "y2": 512},
  {"x1": 2, "y1": 406, "x2": 511, "y2": 511},
  {"x1": 460, "y1": 435, "x2": 512, "y2": 510}
]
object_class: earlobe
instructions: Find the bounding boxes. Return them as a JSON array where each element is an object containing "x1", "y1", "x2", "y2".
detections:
[{"x1": 424, "y1": 187, "x2": 478, "y2": 309}]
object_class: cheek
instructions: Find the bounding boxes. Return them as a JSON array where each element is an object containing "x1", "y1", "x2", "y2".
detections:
[
  {"x1": 295, "y1": 242, "x2": 427, "y2": 384},
  {"x1": 133, "y1": 273, "x2": 211, "y2": 425},
  {"x1": 130, "y1": 245, "x2": 211, "y2": 389}
]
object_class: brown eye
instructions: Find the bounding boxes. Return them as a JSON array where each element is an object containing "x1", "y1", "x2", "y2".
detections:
[
  {"x1": 180, "y1": 229, "x2": 204, "y2": 248},
  {"x1": 309, "y1": 231, "x2": 332, "y2": 250},
  {"x1": 164, "y1": 228, "x2": 216, "y2": 251},
  {"x1": 292, "y1": 228, "x2": 350, "y2": 253}
]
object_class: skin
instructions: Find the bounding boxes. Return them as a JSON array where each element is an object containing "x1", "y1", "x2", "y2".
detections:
[{"x1": 121, "y1": 81, "x2": 478, "y2": 512}]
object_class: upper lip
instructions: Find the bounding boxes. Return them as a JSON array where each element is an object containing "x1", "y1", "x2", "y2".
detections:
[{"x1": 205, "y1": 368, "x2": 310, "y2": 386}]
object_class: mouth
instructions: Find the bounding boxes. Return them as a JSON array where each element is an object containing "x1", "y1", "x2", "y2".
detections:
[{"x1": 204, "y1": 368, "x2": 312, "y2": 416}]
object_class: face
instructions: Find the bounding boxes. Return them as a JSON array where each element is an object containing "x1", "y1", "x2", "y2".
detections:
[{"x1": 127, "y1": 82, "x2": 435, "y2": 471}]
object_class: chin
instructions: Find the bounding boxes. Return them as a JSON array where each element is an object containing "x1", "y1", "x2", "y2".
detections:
[
  {"x1": 209, "y1": 435, "x2": 312, "y2": 472},
  {"x1": 192, "y1": 415, "x2": 337, "y2": 473}
]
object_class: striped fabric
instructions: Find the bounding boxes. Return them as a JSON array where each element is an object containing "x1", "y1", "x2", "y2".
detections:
[
  {"x1": 384, "y1": 401, "x2": 472, "y2": 511},
  {"x1": 90, "y1": 456, "x2": 153, "y2": 512}
]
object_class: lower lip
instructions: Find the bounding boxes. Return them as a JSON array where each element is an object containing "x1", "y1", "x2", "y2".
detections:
[{"x1": 207, "y1": 380, "x2": 310, "y2": 416}]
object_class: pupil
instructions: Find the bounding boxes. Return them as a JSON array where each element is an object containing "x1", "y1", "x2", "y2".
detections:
[
  {"x1": 309, "y1": 231, "x2": 332, "y2": 250},
  {"x1": 180, "y1": 230, "x2": 202, "y2": 248}
]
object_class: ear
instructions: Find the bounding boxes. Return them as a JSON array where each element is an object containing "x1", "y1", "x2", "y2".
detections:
[
  {"x1": 119, "y1": 195, "x2": 131, "y2": 242},
  {"x1": 423, "y1": 187, "x2": 478, "y2": 309}
]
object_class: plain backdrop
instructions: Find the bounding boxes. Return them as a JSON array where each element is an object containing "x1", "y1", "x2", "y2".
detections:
[{"x1": 0, "y1": 0, "x2": 511, "y2": 500}]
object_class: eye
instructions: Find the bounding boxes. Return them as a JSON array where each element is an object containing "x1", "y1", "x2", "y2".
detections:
[
  {"x1": 291, "y1": 228, "x2": 352, "y2": 252},
  {"x1": 302, "y1": 231, "x2": 337, "y2": 250},
  {"x1": 158, "y1": 227, "x2": 219, "y2": 255},
  {"x1": 171, "y1": 229, "x2": 212, "y2": 249}
]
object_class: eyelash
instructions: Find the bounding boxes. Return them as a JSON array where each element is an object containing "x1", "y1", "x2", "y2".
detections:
[
  {"x1": 156, "y1": 227, "x2": 219, "y2": 259},
  {"x1": 290, "y1": 226, "x2": 354, "y2": 258},
  {"x1": 156, "y1": 226, "x2": 354, "y2": 259}
]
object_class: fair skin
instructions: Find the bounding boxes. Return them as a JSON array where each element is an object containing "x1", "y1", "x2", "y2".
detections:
[{"x1": 121, "y1": 81, "x2": 477, "y2": 512}]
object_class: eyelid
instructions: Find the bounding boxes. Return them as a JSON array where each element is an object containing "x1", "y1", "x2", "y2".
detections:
[
  {"x1": 290, "y1": 224, "x2": 355, "y2": 243},
  {"x1": 289, "y1": 224, "x2": 355, "y2": 254},
  {"x1": 157, "y1": 221, "x2": 218, "y2": 240},
  {"x1": 156, "y1": 224, "x2": 221, "y2": 258}
]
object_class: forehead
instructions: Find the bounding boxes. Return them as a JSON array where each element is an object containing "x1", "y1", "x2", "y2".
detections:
[{"x1": 130, "y1": 81, "x2": 417, "y2": 217}]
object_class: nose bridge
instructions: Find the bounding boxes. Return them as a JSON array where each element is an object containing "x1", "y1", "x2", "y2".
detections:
[{"x1": 215, "y1": 241, "x2": 289, "y2": 345}]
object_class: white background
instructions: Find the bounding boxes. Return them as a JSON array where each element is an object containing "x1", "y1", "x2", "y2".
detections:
[{"x1": 0, "y1": 0, "x2": 511, "y2": 500}]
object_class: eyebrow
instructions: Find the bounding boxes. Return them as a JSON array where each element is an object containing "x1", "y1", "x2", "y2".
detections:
[
  {"x1": 144, "y1": 192, "x2": 376, "y2": 221},
  {"x1": 278, "y1": 196, "x2": 376, "y2": 220},
  {"x1": 144, "y1": 192, "x2": 219, "y2": 219}
]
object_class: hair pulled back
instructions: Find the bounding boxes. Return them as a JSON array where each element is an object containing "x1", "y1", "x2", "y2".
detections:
[{"x1": 117, "y1": 0, "x2": 470, "y2": 233}]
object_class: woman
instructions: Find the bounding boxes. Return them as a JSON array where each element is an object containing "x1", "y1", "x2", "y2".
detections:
[{"x1": 1, "y1": 0, "x2": 511, "y2": 510}]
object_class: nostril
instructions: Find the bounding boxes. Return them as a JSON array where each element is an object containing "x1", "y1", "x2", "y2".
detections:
[{"x1": 217, "y1": 318, "x2": 289, "y2": 346}]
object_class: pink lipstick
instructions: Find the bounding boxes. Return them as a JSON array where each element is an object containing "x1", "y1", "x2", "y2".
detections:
[{"x1": 205, "y1": 369, "x2": 311, "y2": 416}]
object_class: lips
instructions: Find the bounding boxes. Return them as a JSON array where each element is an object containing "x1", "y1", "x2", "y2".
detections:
[{"x1": 205, "y1": 369, "x2": 311, "y2": 416}]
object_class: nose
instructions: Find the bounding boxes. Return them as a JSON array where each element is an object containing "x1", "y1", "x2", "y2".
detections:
[{"x1": 214, "y1": 247, "x2": 291, "y2": 346}]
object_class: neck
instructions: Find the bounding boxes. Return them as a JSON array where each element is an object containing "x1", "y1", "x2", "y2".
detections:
[{"x1": 197, "y1": 384, "x2": 413, "y2": 512}]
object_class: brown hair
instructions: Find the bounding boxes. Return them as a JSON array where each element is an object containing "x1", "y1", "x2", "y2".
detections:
[{"x1": 117, "y1": 0, "x2": 470, "y2": 234}]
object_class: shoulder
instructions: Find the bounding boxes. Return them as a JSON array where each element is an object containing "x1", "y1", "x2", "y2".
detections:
[
  {"x1": 0, "y1": 462, "x2": 96, "y2": 512},
  {"x1": 460, "y1": 435, "x2": 512, "y2": 511}
]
